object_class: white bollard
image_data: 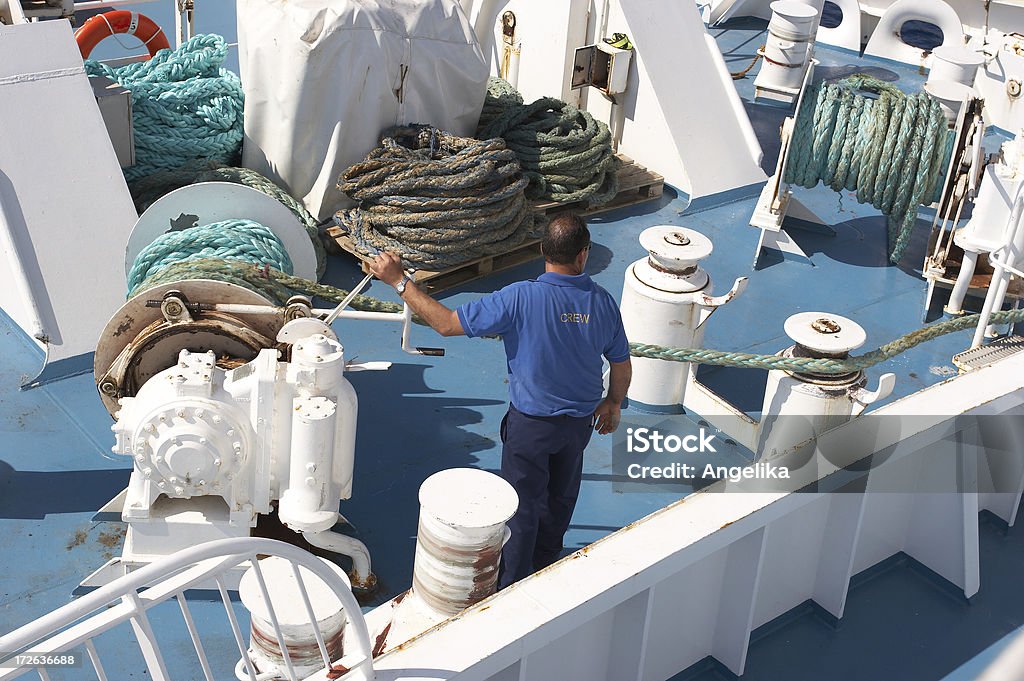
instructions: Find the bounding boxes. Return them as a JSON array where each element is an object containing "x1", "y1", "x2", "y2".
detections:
[
  {"x1": 412, "y1": 468, "x2": 518, "y2": 617},
  {"x1": 621, "y1": 226, "x2": 745, "y2": 412},
  {"x1": 755, "y1": 1, "x2": 819, "y2": 98},
  {"x1": 928, "y1": 45, "x2": 985, "y2": 88},
  {"x1": 238, "y1": 556, "x2": 350, "y2": 679}
]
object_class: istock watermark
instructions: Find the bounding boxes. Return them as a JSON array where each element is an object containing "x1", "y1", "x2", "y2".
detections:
[
  {"x1": 611, "y1": 414, "x2": 1024, "y2": 495},
  {"x1": 625, "y1": 426, "x2": 718, "y2": 454},
  {"x1": 612, "y1": 416, "x2": 791, "y2": 493}
]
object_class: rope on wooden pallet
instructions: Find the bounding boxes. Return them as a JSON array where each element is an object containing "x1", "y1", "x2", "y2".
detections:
[
  {"x1": 336, "y1": 125, "x2": 540, "y2": 271},
  {"x1": 476, "y1": 77, "x2": 621, "y2": 206}
]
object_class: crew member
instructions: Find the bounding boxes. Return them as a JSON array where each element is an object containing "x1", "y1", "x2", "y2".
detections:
[{"x1": 368, "y1": 212, "x2": 632, "y2": 588}]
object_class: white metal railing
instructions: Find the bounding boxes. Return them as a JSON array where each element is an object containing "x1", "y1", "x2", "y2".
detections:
[{"x1": 0, "y1": 538, "x2": 375, "y2": 681}]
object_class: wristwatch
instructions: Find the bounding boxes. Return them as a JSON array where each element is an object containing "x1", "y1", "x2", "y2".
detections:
[{"x1": 395, "y1": 274, "x2": 412, "y2": 295}]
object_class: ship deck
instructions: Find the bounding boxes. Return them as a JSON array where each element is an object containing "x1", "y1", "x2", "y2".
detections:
[{"x1": 1, "y1": 11, "x2": 1023, "y2": 680}]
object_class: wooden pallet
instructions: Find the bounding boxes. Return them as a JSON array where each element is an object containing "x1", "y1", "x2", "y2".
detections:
[{"x1": 327, "y1": 154, "x2": 664, "y2": 293}]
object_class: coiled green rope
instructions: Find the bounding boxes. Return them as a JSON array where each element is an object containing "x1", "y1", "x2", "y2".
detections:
[
  {"x1": 130, "y1": 257, "x2": 405, "y2": 312},
  {"x1": 476, "y1": 78, "x2": 620, "y2": 206},
  {"x1": 337, "y1": 125, "x2": 539, "y2": 271},
  {"x1": 85, "y1": 34, "x2": 244, "y2": 182},
  {"x1": 128, "y1": 163, "x2": 327, "y2": 280},
  {"x1": 128, "y1": 219, "x2": 293, "y2": 296},
  {"x1": 629, "y1": 307, "x2": 1024, "y2": 374},
  {"x1": 784, "y1": 75, "x2": 951, "y2": 263}
]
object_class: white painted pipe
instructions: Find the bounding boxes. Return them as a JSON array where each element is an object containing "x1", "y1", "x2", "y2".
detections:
[
  {"x1": 946, "y1": 249, "x2": 979, "y2": 315},
  {"x1": 303, "y1": 529, "x2": 374, "y2": 591},
  {"x1": 973, "y1": 188, "x2": 1024, "y2": 347},
  {"x1": 411, "y1": 469, "x2": 518, "y2": 617}
]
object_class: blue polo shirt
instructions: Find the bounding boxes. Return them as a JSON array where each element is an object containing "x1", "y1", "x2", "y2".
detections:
[{"x1": 456, "y1": 272, "x2": 629, "y2": 418}]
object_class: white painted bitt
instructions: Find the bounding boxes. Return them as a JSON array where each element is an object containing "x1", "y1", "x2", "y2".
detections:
[
  {"x1": 758, "y1": 312, "x2": 895, "y2": 459},
  {"x1": 621, "y1": 226, "x2": 746, "y2": 411},
  {"x1": 928, "y1": 45, "x2": 985, "y2": 87},
  {"x1": 755, "y1": 1, "x2": 818, "y2": 96},
  {"x1": 238, "y1": 556, "x2": 351, "y2": 679},
  {"x1": 412, "y1": 468, "x2": 518, "y2": 617}
]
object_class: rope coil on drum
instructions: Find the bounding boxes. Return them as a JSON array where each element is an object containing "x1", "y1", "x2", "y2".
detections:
[
  {"x1": 85, "y1": 34, "x2": 244, "y2": 182},
  {"x1": 784, "y1": 75, "x2": 953, "y2": 263},
  {"x1": 336, "y1": 125, "x2": 539, "y2": 271},
  {"x1": 127, "y1": 219, "x2": 293, "y2": 296},
  {"x1": 476, "y1": 78, "x2": 621, "y2": 206},
  {"x1": 129, "y1": 164, "x2": 327, "y2": 279}
]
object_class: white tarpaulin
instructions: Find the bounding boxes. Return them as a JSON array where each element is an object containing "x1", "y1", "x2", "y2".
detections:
[{"x1": 238, "y1": 0, "x2": 489, "y2": 221}]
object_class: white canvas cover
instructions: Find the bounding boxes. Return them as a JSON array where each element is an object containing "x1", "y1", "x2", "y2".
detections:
[{"x1": 238, "y1": 0, "x2": 489, "y2": 221}]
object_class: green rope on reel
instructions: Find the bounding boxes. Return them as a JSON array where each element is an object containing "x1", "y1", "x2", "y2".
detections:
[
  {"x1": 630, "y1": 307, "x2": 1024, "y2": 373},
  {"x1": 130, "y1": 257, "x2": 405, "y2": 313},
  {"x1": 85, "y1": 34, "x2": 244, "y2": 182},
  {"x1": 784, "y1": 75, "x2": 951, "y2": 263},
  {"x1": 128, "y1": 163, "x2": 327, "y2": 280},
  {"x1": 127, "y1": 219, "x2": 293, "y2": 296},
  {"x1": 476, "y1": 78, "x2": 620, "y2": 206},
  {"x1": 337, "y1": 125, "x2": 539, "y2": 271}
]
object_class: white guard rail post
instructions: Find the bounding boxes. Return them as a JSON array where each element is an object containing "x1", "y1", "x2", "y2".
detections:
[{"x1": 0, "y1": 538, "x2": 375, "y2": 681}]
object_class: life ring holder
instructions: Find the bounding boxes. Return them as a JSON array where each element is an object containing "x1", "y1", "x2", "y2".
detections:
[{"x1": 75, "y1": 10, "x2": 171, "y2": 60}]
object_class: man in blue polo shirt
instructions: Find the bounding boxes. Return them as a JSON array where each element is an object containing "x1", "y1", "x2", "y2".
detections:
[{"x1": 368, "y1": 212, "x2": 632, "y2": 588}]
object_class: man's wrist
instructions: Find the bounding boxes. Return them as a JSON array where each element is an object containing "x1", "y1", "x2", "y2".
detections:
[{"x1": 394, "y1": 273, "x2": 413, "y2": 295}]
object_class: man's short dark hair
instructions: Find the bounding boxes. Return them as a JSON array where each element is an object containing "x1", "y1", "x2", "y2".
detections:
[{"x1": 542, "y1": 213, "x2": 590, "y2": 265}]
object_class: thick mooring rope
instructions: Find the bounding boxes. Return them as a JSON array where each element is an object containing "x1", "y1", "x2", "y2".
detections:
[
  {"x1": 130, "y1": 252, "x2": 1022, "y2": 368},
  {"x1": 130, "y1": 257, "x2": 405, "y2": 312},
  {"x1": 127, "y1": 219, "x2": 293, "y2": 296},
  {"x1": 128, "y1": 163, "x2": 327, "y2": 279},
  {"x1": 629, "y1": 307, "x2": 1024, "y2": 373},
  {"x1": 85, "y1": 34, "x2": 244, "y2": 182},
  {"x1": 476, "y1": 78, "x2": 620, "y2": 206},
  {"x1": 784, "y1": 75, "x2": 951, "y2": 263},
  {"x1": 337, "y1": 125, "x2": 538, "y2": 271}
]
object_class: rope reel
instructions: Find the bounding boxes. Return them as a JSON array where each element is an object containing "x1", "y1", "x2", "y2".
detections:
[{"x1": 784, "y1": 75, "x2": 952, "y2": 263}]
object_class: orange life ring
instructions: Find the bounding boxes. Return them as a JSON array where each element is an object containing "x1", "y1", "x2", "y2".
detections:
[{"x1": 75, "y1": 10, "x2": 170, "y2": 60}]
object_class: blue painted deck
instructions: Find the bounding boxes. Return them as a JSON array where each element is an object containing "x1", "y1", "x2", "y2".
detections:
[{"x1": 1, "y1": 11, "x2": 1022, "y2": 681}]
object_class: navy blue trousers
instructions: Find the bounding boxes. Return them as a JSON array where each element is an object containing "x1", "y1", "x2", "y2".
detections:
[{"x1": 498, "y1": 405, "x2": 594, "y2": 589}]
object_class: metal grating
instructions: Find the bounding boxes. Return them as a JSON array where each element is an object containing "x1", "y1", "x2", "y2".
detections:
[{"x1": 952, "y1": 336, "x2": 1024, "y2": 372}]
